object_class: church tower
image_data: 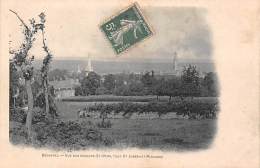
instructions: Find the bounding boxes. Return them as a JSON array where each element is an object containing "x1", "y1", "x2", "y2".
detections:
[
  {"x1": 85, "y1": 54, "x2": 93, "y2": 76},
  {"x1": 77, "y1": 65, "x2": 81, "y2": 74},
  {"x1": 173, "y1": 51, "x2": 178, "y2": 73}
]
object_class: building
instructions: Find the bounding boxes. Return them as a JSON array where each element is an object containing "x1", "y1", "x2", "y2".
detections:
[
  {"x1": 77, "y1": 65, "x2": 81, "y2": 74},
  {"x1": 156, "y1": 51, "x2": 181, "y2": 77},
  {"x1": 49, "y1": 79, "x2": 80, "y2": 99},
  {"x1": 85, "y1": 55, "x2": 93, "y2": 76},
  {"x1": 173, "y1": 51, "x2": 178, "y2": 72},
  {"x1": 172, "y1": 51, "x2": 182, "y2": 76}
]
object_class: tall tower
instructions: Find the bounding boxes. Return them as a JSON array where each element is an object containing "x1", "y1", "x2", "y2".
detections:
[
  {"x1": 77, "y1": 65, "x2": 81, "y2": 74},
  {"x1": 85, "y1": 54, "x2": 93, "y2": 76},
  {"x1": 173, "y1": 51, "x2": 178, "y2": 73}
]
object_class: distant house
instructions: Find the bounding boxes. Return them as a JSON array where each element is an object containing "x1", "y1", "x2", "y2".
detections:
[{"x1": 49, "y1": 79, "x2": 80, "y2": 99}]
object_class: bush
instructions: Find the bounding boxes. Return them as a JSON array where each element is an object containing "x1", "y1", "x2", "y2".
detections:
[
  {"x1": 95, "y1": 87, "x2": 110, "y2": 95},
  {"x1": 10, "y1": 107, "x2": 53, "y2": 124},
  {"x1": 97, "y1": 120, "x2": 112, "y2": 128},
  {"x1": 9, "y1": 109, "x2": 26, "y2": 123},
  {"x1": 10, "y1": 119, "x2": 116, "y2": 149},
  {"x1": 75, "y1": 86, "x2": 84, "y2": 96},
  {"x1": 34, "y1": 93, "x2": 59, "y2": 118},
  {"x1": 85, "y1": 100, "x2": 218, "y2": 119},
  {"x1": 113, "y1": 85, "x2": 131, "y2": 96},
  {"x1": 32, "y1": 107, "x2": 48, "y2": 124}
]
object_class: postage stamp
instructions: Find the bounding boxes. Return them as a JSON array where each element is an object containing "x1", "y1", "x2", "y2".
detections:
[{"x1": 100, "y1": 2, "x2": 153, "y2": 54}]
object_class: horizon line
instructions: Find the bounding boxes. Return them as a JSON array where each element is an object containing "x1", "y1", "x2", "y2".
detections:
[{"x1": 34, "y1": 57, "x2": 214, "y2": 63}]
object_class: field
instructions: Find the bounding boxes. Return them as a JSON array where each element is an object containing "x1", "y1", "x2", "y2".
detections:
[
  {"x1": 95, "y1": 119, "x2": 215, "y2": 150},
  {"x1": 55, "y1": 99, "x2": 216, "y2": 150},
  {"x1": 9, "y1": 96, "x2": 217, "y2": 150}
]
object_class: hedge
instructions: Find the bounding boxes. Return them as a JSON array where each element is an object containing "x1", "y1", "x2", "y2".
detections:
[{"x1": 85, "y1": 100, "x2": 219, "y2": 119}]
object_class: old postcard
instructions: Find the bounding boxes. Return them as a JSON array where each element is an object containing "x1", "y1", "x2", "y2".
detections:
[{"x1": 0, "y1": 0, "x2": 259, "y2": 168}]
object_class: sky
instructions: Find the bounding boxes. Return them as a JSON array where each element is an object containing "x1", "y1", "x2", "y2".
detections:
[{"x1": 9, "y1": 2, "x2": 212, "y2": 62}]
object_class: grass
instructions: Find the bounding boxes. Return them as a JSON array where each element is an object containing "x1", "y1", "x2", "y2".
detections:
[
  {"x1": 10, "y1": 96, "x2": 217, "y2": 150},
  {"x1": 101, "y1": 119, "x2": 215, "y2": 150}
]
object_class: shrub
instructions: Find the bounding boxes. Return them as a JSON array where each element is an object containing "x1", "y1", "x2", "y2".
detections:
[
  {"x1": 32, "y1": 107, "x2": 48, "y2": 124},
  {"x1": 10, "y1": 107, "x2": 55, "y2": 124},
  {"x1": 97, "y1": 120, "x2": 112, "y2": 128},
  {"x1": 9, "y1": 109, "x2": 26, "y2": 123},
  {"x1": 113, "y1": 85, "x2": 131, "y2": 96},
  {"x1": 75, "y1": 86, "x2": 84, "y2": 96},
  {"x1": 33, "y1": 120, "x2": 105, "y2": 149},
  {"x1": 95, "y1": 87, "x2": 110, "y2": 95},
  {"x1": 10, "y1": 115, "x2": 115, "y2": 149},
  {"x1": 85, "y1": 100, "x2": 218, "y2": 119}
]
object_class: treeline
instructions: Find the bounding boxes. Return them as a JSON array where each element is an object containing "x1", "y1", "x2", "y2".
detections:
[{"x1": 75, "y1": 65, "x2": 218, "y2": 99}]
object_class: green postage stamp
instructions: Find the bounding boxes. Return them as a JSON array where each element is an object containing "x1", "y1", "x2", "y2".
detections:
[{"x1": 100, "y1": 2, "x2": 153, "y2": 54}]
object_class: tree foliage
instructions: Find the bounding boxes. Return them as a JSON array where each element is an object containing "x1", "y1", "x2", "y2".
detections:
[
  {"x1": 9, "y1": 61, "x2": 20, "y2": 108},
  {"x1": 202, "y1": 72, "x2": 218, "y2": 96},
  {"x1": 73, "y1": 65, "x2": 217, "y2": 98},
  {"x1": 80, "y1": 72, "x2": 101, "y2": 95},
  {"x1": 141, "y1": 71, "x2": 155, "y2": 87},
  {"x1": 38, "y1": 12, "x2": 53, "y2": 118},
  {"x1": 180, "y1": 65, "x2": 200, "y2": 97},
  {"x1": 9, "y1": 10, "x2": 46, "y2": 141},
  {"x1": 103, "y1": 74, "x2": 115, "y2": 92}
]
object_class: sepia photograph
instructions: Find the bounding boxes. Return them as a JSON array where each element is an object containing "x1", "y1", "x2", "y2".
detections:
[
  {"x1": 8, "y1": 3, "x2": 219, "y2": 151},
  {"x1": 1, "y1": 0, "x2": 259, "y2": 167}
]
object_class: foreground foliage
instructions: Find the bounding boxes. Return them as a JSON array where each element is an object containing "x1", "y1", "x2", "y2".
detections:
[{"x1": 9, "y1": 120, "x2": 114, "y2": 150}]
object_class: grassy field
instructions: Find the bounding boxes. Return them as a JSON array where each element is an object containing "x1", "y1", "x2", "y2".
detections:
[
  {"x1": 56, "y1": 101, "x2": 216, "y2": 150},
  {"x1": 98, "y1": 119, "x2": 215, "y2": 150}
]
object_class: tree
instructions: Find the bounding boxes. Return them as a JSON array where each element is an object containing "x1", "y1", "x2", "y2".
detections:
[
  {"x1": 103, "y1": 74, "x2": 115, "y2": 92},
  {"x1": 129, "y1": 80, "x2": 144, "y2": 95},
  {"x1": 9, "y1": 60, "x2": 20, "y2": 109},
  {"x1": 9, "y1": 10, "x2": 43, "y2": 141},
  {"x1": 180, "y1": 65, "x2": 200, "y2": 98},
  {"x1": 75, "y1": 86, "x2": 83, "y2": 96},
  {"x1": 154, "y1": 78, "x2": 166, "y2": 100},
  {"x1": 95, "y1": 86, "x2": 109, "y2": 95},
  {"x1": 164, "y1": 78, "x2": 181, "y2": 101},
  {"x1": 39, "y1": 12, "x2": 53, "y2": 119},
  {"x1": 10, "y1": 10, "x2": 53, "y2": 141},
  {"x1": 141, "y1": 71, "x2": 155, "y2": 87},
  {"x1": 113, "y1": 85, "x2": 130, "y2": 96},
  {"x1": 80, "y1": 72, "x2": 101, "y2": 95},
  {"x1": 141, "y1": 71, "x2": 156, "y2": 95},
  {"x1": 202, "y1": 72, "x2": 218, "y2": 96},
  {"x1": 114, "y1": 75, "x2": 125, "y2": 89}
]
